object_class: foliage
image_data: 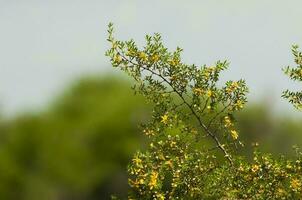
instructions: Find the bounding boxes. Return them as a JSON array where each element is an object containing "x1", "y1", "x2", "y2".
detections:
[
  {"x1": 0, "y1": 77, "x2": 146, "y2": 200},
  {"x1": 106, "y1": 23, "x2": 249, "y2": 162},
  {"x1": 283, "y1": 45, "x2": 302, "y2": 110},
  {"x1": 106, "y1": 23, "x2": 302, "y2": 199}
]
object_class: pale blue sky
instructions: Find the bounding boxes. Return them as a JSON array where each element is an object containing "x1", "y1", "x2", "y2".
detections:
[{"x1": 1, "y1": 0, "x2": 302, "y2": 116}]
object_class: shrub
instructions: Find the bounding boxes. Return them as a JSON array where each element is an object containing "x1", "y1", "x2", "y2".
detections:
[{"x1": 106, "y1": 23, "x2": 302, "y2": 199}]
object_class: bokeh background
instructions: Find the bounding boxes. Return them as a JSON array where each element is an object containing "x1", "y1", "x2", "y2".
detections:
[{"x1": 0, "y1": 0, "x2": 302, "y2": 199}]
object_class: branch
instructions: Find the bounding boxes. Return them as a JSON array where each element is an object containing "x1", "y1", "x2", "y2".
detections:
[{"x1": 120, "y1": 54, "x2": 233, "y2": 164}]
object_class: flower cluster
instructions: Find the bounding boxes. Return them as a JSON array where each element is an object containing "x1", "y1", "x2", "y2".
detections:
[{"x1": 211, "y1": 148, "x2": 302, "y2": 199}]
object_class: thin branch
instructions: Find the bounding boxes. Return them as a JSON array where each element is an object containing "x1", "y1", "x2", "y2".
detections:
[{"x1": 207, "y1": 101, "x2": 231, "y2": 128}]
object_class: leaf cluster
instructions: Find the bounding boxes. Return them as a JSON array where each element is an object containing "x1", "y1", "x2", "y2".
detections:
[{"x1": 283, "y1": 45, "x2": 302, "y2": 110}]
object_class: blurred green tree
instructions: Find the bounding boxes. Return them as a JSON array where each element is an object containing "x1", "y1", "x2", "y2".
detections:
[{"x1": 0, "y1": 76, "x2": 148, "y2": 200}]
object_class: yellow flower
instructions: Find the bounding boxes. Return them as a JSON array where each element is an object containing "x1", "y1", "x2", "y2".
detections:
[
  {"x1": 132, "y1": 155, "x2": 142, "y2": 167},
  {"x1": 150, "y1": 54, "x2": 160, "y2": 62},
  {"x1": 251, "y1": 164, "x2": 260, "y2": 173},
  {"x1": 171, "y1": 182, "x2": 178, "y2": 188},
  {"x1": 224, "y1": 116, "x2": 233, "y2": 128},
  {"x1": 114, "y1": 54, "x2": 122, "y2": 63},
  {"x1": 208, "y1": 66, "x2": 215, "y2": 72},
  {"x1": 149, "y1": 171, "x2": 159, "y2": 189},
  {"x1": 230, "y1": 130, "x2": 238, "y2": 140},
  {"x1": 235, "y1": 100, "x2": 244, "y2": 109},
  {"x1": 226, "y1": 81, "x2": 239, "y2": 94},
  {"x1": 204, "y1": 72, "x2": 210, "y2": 79},
  {"x1": 169, "y1": 59, "x2": 179, "y2": 67},
  {"x1": 231, "y1": 81, "x2": 239, "y2": 88},
  {"x1": 276, "y1": 188, "x2": 286, "y2": 197},
  {"x1": 129, "y1": 178, "x2": 144, "y2": 188},
  {"x1": 143, "y1": 129, "x2": 155, "y2": 136},
  {"x1": 139, "y1": 52, "x2": 148, "y2": 62},
  {"x1": 156, "y1": 193, "x2": 165, "y2": 200},
  {"x1": 290, "y1": 178, "x2": 301, "y2": 191},
  {"x1": 165, "y1": 160, "x2": 173, "y2": 168},
  {"x1": 226, "y1": 88, "x2": 232, "y2": 94},
  {"x1": 286, "y1": 164, "x2": 292, "y2": 170},
  {"x1": 170, "y1": 141, "x2": 176, "y2": 148},
  {"x1": 126, "y1": 50, "x2": 136, "y2": 57},
  {"x1": 206, "y1": 90, "x2": 213, "y2": 97},
  {"x1": 238, "y1": 165, "x2": 244, "y2": 172},
  {"x1": 138, "y1": 179, "x2": 144, "y2": 184},
  {"x1": 193, "y1": 88, "x2": 203, "y2": 96},
  {"x1": 161, "y1": 114, "x2": 169, "y2": 124}
]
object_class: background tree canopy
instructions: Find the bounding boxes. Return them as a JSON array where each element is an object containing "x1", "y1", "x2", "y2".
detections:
[{"x1": 0, "y1": 76, "x2": 147, "y2": 200}]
